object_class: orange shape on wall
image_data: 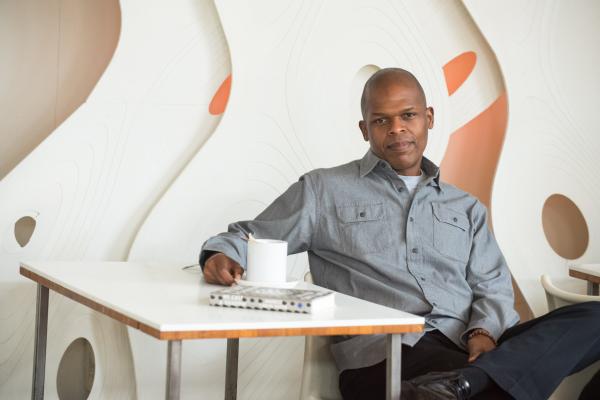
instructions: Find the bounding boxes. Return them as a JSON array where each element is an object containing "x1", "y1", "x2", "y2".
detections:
[
  {"x1": 440, "y1": 92, "x2": 508, "y2": 214},
  {"x1": 209, "y1": 74, "x2": 232, "y2": 115},
  {"x1": 443, "y1": 51, "x2": 477, "y2": 96}
]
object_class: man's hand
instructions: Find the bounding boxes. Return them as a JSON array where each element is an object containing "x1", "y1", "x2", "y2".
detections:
[
  {"x1": 467, "y1": 334, "x2": 496, "y2": 363},
  {"x1": 203, "y1": 253, "x2": 243, "y2": 286}
]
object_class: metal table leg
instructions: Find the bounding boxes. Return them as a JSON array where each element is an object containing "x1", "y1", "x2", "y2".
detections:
[
  {"x1": 587, "y1": 282, "x2": 599, "y2": 296},
  {"x1": 32, "y1": 284, "x2": 49, "y2": 400},
  {"x1": 386, "y1": 334, "x2": 402, "y2": 400},
  {"x1": 166, "y1": 340, "x2": 182, "y2": 400},
  {"x1": 225, "y1": 338, "x2": 239, "y2": 400}
]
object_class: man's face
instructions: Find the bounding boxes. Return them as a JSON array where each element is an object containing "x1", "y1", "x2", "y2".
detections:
[{"x1": 359, "y1": 80, "x2": 434, "y2": 176}]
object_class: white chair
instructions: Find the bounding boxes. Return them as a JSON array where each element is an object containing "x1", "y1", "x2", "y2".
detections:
[
  {"x1": 541, "y1": 274, "x2": 599, "y2": 309},
  {"x1": 299, "y1": 272, "x2": 343, "y2": 400},
  {"x1": 541, "y1": 274, "x2": 600, "y2": 400}
]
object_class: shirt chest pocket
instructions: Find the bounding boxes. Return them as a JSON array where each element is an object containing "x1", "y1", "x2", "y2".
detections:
[
  {"x1": 336, "y1": 202, "x2": 392, "y2": 255},
  {"x1": 431, "y1": 203, "x2": 471, "y2": 263}
]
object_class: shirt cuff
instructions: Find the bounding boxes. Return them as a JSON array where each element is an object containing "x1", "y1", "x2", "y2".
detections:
[
  {"x1": 199, "y1": 243, "x2": 247, "y2": 271},
  {"x1": 199, "y1": 250, "x2": 219, "y2": 270}
]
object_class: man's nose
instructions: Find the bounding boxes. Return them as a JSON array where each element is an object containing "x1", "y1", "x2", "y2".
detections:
[{"x1": 389, "y1": 117, "x2": 406, "y2": 134}]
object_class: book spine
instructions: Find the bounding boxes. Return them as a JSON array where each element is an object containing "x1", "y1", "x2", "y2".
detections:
[{"x1": 209, "y1": 294, "x2": 314, "y2": 314}]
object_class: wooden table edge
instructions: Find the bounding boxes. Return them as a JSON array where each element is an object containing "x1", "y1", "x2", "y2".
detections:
[
  {"x1": 569, "y1": 269, "x2": 600, "y2": 285},
  {"x1": 20, "y1": 266, "x2": 424, "y2": 340}
]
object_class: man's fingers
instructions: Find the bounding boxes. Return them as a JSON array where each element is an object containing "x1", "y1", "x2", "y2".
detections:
[
  {"x1": 203, "y1": 260, "x2": 228, "y2": 285},
  {"x1": 223, "y1": 259, "x2": 243, "y2": 284},
  {"x1": 468, "y1": 351, "x2": 481, "y2": 363},
  {"x1": 466, "y1": 335, "x2": 496, "y2": 363},
  {"x1": 232, "y1": 265, "x2": 243, "y2": 282},
  {"x1": 202, "y1": 253, "x2": 227, "y2": 284},
  {"x1": 217, "y1": 264, "x2": 237, "y2": 285},
  {"x1": 202, "y1": 263, "x2": 217, "y2": 284},
  {"x1": 201, "y1": 253, "x2": 244, "y2": 286}
]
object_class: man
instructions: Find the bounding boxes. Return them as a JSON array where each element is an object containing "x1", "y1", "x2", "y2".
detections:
[{"x1": 200, "y1": 68, "x2": 600, "y2": 399}]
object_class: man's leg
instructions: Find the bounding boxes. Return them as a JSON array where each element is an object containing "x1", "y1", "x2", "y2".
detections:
[
  {"x1": 473, "y1": 301, "x2": 600, "y2": 400},
  {"x1": 339, "y1": 331, "x2": 508, "y2": 400},
  {"x1": 339, "y1": 331, "x2": 464, "y2": 400}
]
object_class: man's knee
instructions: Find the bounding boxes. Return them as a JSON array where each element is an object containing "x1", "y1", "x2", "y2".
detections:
[{"x1": 562, "y1": 301, "x2": 600, "y2": 320}]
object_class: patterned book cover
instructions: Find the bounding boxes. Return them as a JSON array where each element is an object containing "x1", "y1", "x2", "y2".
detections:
[{"x1": 209, "y1": 285, "x2": 334, "y2": 314}]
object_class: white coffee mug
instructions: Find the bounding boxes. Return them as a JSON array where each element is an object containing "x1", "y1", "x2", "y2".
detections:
[{"x1": 246, "y1": 237, "x2": 287, "y2": 283}]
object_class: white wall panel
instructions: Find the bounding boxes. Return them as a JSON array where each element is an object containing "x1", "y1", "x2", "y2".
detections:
[{"x1": 0, "y1": 0, "x2": 229, "y2": 398}]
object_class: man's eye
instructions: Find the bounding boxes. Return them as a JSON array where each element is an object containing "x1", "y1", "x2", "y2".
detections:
[
  {"x1": 403, "y1": 112, "x2": 416, "y2": 119},
  {"x1": 374, "y1": 118, "x2": 387, "y2": 125}
]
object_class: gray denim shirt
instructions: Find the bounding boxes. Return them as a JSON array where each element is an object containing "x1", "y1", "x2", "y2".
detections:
[{"x1": 200, "y1": 150, "x2": 519, "y2": 371}]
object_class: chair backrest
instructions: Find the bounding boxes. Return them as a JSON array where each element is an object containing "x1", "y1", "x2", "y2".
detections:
[
  {"x1": 299, "y1": 272, "x2": 343, "y2": 400},
  {"x1": 540, "y1": 274, "x2": 599, "y2": 310}
]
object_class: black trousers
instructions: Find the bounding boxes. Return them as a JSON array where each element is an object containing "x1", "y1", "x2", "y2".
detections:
[{"x1": 339, "y1": 302, "x2": 600, "y2": 400}]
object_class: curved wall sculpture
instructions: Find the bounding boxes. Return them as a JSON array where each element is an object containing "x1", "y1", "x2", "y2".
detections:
[
  {"x1": 0, "y1": 0, "x2": 121, "y2": 179},
  {"x1": 0, "y1": 0, "x2": 230, "y2": 398}
]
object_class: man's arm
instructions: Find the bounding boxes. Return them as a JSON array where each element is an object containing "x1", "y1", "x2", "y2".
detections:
[
  {"x1": 462, "y1": 201, "x2": 520, "y2": 358},
  {"x1": 200, "y1": 173, "x2": 318, "y2": 285}
]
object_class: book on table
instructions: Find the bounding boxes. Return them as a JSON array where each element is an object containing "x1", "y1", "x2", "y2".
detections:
[{"x1": 209, "y1": 285, "x2": 334, "y2": 314}]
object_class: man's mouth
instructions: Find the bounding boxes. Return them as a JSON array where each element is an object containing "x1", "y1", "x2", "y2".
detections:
[{"x1": 386, "y1": 141, "x2": 414, "y2": 152}]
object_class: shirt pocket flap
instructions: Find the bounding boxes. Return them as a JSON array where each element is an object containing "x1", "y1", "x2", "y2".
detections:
[
  {"x1": 432, "y1": 203, "x2": 469, "y2": 231},
  {"x1": 336, "y1": 203, "x2": 385, "y2": 223}
]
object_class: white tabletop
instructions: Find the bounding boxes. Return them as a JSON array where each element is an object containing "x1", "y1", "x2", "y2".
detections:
[
  {"x1": 20, "y1": 261, "x2": 424, "y2": 340},
  {"x1": 570, "y1": 264, "x2": 600, "y2": 278}
]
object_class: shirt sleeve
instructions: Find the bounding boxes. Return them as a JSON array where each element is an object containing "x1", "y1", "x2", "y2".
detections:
[
  {"x1": 199, "y1": 173, "x2": 318, "y2": 270},
  {"x1": 461, "y1": 201, "x2": 520, "y2": 345}
]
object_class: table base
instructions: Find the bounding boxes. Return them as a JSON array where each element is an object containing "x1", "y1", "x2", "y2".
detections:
[
  {"x1": 225, "y1": 338, "x2": 239, "y2": 400},
  {"x1": 166, "y1": 340, "x2": 182, "y2": 399},
  {"x1": 32, "y1": 284, "x2": 49, "y2": 400}
]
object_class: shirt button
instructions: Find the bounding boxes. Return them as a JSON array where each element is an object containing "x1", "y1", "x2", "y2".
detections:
[
  {"x1": 430, "y1": 319, "x2": 437, "y2": 324},
  {"x1": 453, "y1": 217, "x2": 458, "y2": 222},
  {"x1": 397, "y1": 187, "x2": 404, "y2": 192},
  {"x1": 432, "y1": 302, "x2": 438, "y2": 307},
  {"x1": 420, "y1": 277, "x2": 426, "y2": 281},
  {"x1": 359, "y1": 211, "x2": 366, "y2": 218},
  {"x1": 411, "y1": 248, "x2": 418, "y2": 254},
  {"x1": 409, "y1": 217, "x2": 414, "y2": 222}
]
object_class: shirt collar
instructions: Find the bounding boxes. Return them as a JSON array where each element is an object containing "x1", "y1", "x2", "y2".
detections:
[
  {"x1": 358, "y1": 150, "x2": 442, "y2": 190},
  {"x1": 358, "y1": 150, "x2": 381, "y2": 178}
]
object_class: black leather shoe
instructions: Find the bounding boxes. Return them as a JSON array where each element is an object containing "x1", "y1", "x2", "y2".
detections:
[{"x1": 400, "y1": 371, "x2": 471, "y2": 400}]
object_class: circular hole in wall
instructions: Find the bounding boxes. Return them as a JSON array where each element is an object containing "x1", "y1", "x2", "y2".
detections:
[
  {"x1": 14, "y1": 216, "x2": 36, "y2": 247},
  {"x1": 542, "y1": 194, "x2": 589, "y2": 259},
  {"x1": 57, "y1": 338, "x2": 95, "y2": 400}
]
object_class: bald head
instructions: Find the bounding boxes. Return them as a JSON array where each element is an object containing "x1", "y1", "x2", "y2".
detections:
[{"x1": 360, "y1": 68, "x2": 427, "y2": 119}]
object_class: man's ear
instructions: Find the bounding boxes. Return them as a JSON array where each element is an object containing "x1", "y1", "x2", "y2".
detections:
[
  {"x1": 426, "y1": 107, "x2": 434, "y2": 129},
  {"x1": 359, "y1": 120, "x2": 369, "y2": 142}
]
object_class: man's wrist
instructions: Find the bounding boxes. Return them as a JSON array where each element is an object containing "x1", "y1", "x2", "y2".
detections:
[
  {"x1": 467, "y1": 328, "x2": 496, "y2": 345},
  {"x1": 206, "y1": 252, "x2": 222, "y2": 261}
]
